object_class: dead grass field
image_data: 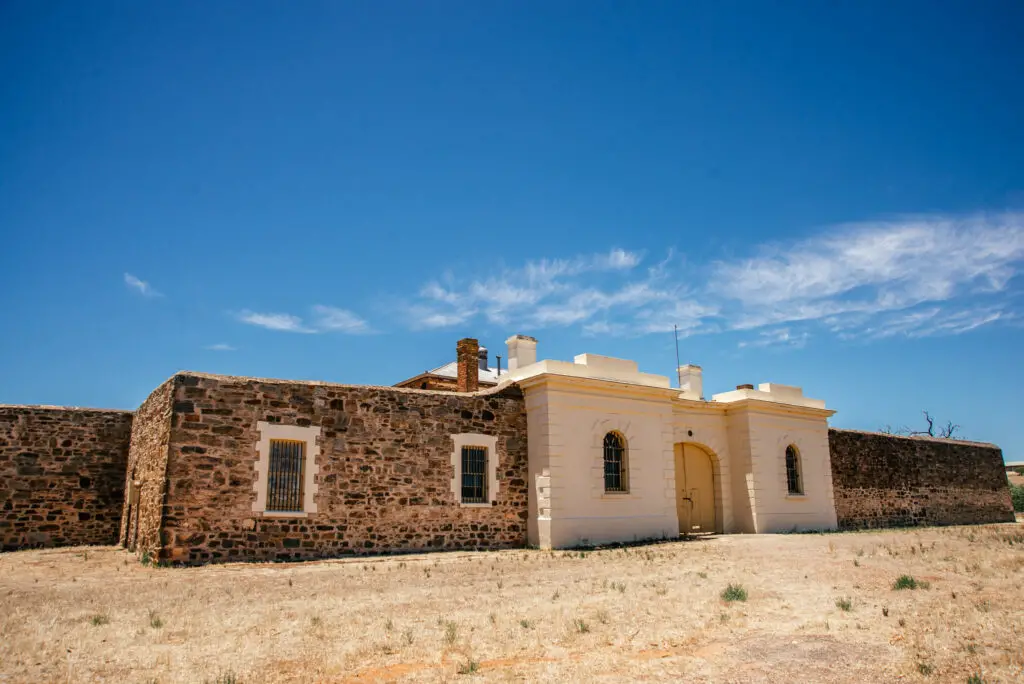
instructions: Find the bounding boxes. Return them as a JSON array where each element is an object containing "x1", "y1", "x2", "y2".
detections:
[{"x1": 2, "y1": 520, "x2": 1022, "y2": 683}]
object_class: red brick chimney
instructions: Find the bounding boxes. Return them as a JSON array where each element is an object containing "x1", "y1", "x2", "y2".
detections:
[{"x1": 456, "y1": 338, "x2": 480, "y2": 392}]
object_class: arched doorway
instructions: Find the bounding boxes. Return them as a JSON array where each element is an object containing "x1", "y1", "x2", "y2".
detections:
[{"x1": 674, "y1": 443, "x2": 716, "y2": 534}]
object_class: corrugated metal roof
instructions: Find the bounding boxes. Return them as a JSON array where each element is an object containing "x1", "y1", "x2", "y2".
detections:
[{"x1": 427, "y1": 361, "x2": 505, "y2": 384}]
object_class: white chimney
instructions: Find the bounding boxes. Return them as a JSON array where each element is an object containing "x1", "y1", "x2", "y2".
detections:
[
  {"x1": 506, "y1": 334, "x2": 537, "y2": 371},
  {"x1": 678, "y1": 364, "x2": 703, "y2": 400}
]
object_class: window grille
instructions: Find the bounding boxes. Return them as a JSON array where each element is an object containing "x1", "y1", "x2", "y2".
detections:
[
  {"x1": 267, "y1": 439, "x2": 305, "y2": 512},
  {"x1": 785, "y1": 445, "x2": 802, "y2": 495},
  {"x1": 604, "y1": 432, "x2": 627, "y2": 492},
  {"x1": 461, "y1": 446, "x2": 488, "y2": 503}
]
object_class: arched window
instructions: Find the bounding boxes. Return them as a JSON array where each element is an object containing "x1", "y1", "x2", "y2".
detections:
[
  {"x1": 785, "y1": 445, "x2": 802, "y2": 495},
  {"x1": 603, "y1": 432, "x2": 628, "y2": 492}
]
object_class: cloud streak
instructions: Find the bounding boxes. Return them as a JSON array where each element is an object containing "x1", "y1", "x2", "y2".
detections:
[
  {"x1": 236, "y1": 306, "x2": 371, "y2": 334},
  {"x1": 124, "y1": 273, "x2": 161, "y2": 298},
  {"x1": 403, "y1": 213, "x2": 1024, "y2": 346}
]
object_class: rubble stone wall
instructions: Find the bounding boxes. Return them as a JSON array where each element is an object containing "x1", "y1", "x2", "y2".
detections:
[
  {"x1": 0, "y1": 405, "x2": 132, "y2": 550},
  {"x1": 828, "y1": 429, "x2": 1015, "y2": 529},
  {"x1": 119, "y1": 379, "x2": 175, "y2": 557},
  {"x1": 160, "y1": 373, "x2": 529, "y2": 565}
]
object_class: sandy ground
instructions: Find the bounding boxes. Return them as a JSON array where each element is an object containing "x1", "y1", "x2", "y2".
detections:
[{"x1": 1, "y1": 521, "x2": 1022, "y2": 683}]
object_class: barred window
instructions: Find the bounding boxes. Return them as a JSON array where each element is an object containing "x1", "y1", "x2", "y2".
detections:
[
  {"x1": 603, "y1": 432, "x2": 628, "y2": 493},
  {"x1": 267, "y1": 439, "x2": 305, "y2": 512},
  {"x1": 461, "y1": 446, "x2": 488, "y2": 503},
  {"x1": 785, "y1": 445, "x2": 802, "y2": 495}
]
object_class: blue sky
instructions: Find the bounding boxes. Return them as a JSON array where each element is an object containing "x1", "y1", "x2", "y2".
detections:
[{"x1": 1, "y1": 1, "x2": 1022, "y2": 457}]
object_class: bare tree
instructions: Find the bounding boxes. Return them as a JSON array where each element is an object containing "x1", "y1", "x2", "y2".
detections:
[{"x1": 879, "y1": 411, "x2": 960, "y2": 439}]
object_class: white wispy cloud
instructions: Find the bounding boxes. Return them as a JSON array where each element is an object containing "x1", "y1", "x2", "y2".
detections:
[
  {"x1": 235, "y1": 306, "x2": 370, "y2": 334},
  {"x1": 311, "y1": 305, "x2": 371, "y2": 333},
  {"x1": 403, "y1": 213, "x2": 1024, "y2": 345},
  {"x1": 205, "y1": 343, "x2": 236, "y2": 351},
  {"x1": 237, "y1": 310, "x2": 316, "y2": 333},
  {"x1": 124, "y1": 273, "x2": 162, "y2": 298},
  {"x1": 738, "y1": 327, "x2": 810, "y2": 349}
]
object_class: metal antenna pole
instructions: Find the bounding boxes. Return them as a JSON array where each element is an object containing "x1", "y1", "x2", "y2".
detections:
[{"x1": 674, "y1": 324, "x2": 682, "y2": 388}]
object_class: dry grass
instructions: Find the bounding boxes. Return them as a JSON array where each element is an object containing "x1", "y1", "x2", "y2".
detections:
[{"x1": 2, "y1": 521, "x2": 1022, "y2": 683}]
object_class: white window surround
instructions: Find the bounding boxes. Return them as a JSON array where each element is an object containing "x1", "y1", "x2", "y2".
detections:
[
  {"x1": 253, "y1": 422, "x2": 321, "y2": 518},
  {"x1": 450, "y1": 433, "x2": 499, "y2": 507}
]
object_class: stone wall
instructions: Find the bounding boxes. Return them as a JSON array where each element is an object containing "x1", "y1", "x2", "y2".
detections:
[
  {"x1": 828, "y1": 428, "x2": 1015, "y2": 530},
  {"x1": 0, "y1": 405, "x2": 132, "y2": 550},
  {"x1": 119, "y1": 378, "x2": 175, "y2": 557},
  {"x1": 156, "y1": 373, "x2": 528, "y2": 565}
]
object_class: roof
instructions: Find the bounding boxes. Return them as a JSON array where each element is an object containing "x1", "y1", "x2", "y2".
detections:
[{"x1": 426, "y1": 361, "x2": 505, "y2": 385}]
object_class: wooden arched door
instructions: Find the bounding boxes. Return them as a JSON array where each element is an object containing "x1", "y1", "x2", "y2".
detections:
[{"x1": 674, "y1": 443, "x2": 716, "y2": 534}]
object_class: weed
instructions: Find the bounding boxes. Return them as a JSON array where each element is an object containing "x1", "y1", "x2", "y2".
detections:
[
  {"x1": 91, "y1": 614, "x2": 110, "y2": 626},
  {"x1": 403, "y1": 628, "x2": 414, "y2": 646},
  {"x1": 917, "y1": 662, "x2": 934, "y2": 676},
  {"x1": 140, "y1": 551, "x2": 151, "y2": 566},
  {"x1": 719, "y1": 612, "x2": 729, "y2": 623},
  {"x1": 551, "y1": 590, "x2": 560, "y2": 601},
  {"x1": 573, "y1": 618, "x2": 590, "y2": 633},
  {"x1": 496, "y1": 578, "x2": 503, "y2": 590},
  {"x1": 148, "y1": 610, "x2": 163, "y2": 628},
  {"x1": 835, "y1": 598, "x2": 853, "y2": 612},
  {"x1": 697, "y1": 571, "x2": 708, "y2": 579},
  {"x1": 721, "y1": 584, "x2": 747, "y2": 602},
  {"x1": 519, "y1": 619, "x2": 534, "y2": 629},
  {"x1": 892, "y1": 575, "x2": 929, "y2": 590},
  {"x1": 209, "y1": 673, "x2": 239, "y2": 684},
  {"x1": 488, "y1": 613, "x2": 496, "y2": 625},
  {"x1": 882, "y1": 607, "x2": 889, "y2": 617},
  {"x1": 966, "y1": 671, "x2": 985, "y2": 683},
  {"x1": 385, "y1": 617, "x2": 394, "y2": 631},
  {"x1": 444, "y1": 620, "x2": 458, "y2": 645},
  {"x1": 457, "y1": 659, "x2": 480, "y2": 675},
  {"x1": 596, "y1": 609, "x2": 610, "y2": 624},
  {"x1": 609, "y1": 581, "x2": 626, "y2": 593}
]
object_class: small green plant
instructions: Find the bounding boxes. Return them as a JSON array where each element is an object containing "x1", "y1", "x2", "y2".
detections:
[
  {"x1": 457, "y1": 659, "x2": 480, "y2": 675},
  {"x1": 1009, "y1": 484, "x2": 1024, "y2": 512},
  {"x1": 595, "y1": 609, "x2": 610, "y2": 624},
  {"x1": 966, "y1": 671, "x2": 986, "y2": 684},
  {"x1": 853, "y1": 559, "x2": 860, "y2": 567},
  {"x1": 148, "y1": 610, "x2": 163, "y2": 628},
  {"x1": 721, "y1": 584, "x2": 747, "y2": 602},
  {"x1": 573, "y1": 618, "x2": 590, "y2": 633},
  {"x1": 609, "y1": 581, "x2": 626, "y2": 593},
  {"x1": 403, "y1": 628, "x2": 414, "y2": 645},
  {"x1": 893, "y1": 575, "x2": 929, "y2": 590},
  {"x1": 140, "y1": 551, "x2": 151, "y2": 566},
  {"x1": 697, "y1": 571, "x2": 708, "y2": 579},
  {"x1": 835, "y1": 598, "x2": 852, "y2": 612},
  {"x1": 91, "y1": 614, "x2": 110, "y2": 626},
  {"x1": 917, "y1": 662, "x2": 934, "y2": 676},
  {"x1": 385, "y1": 617, "x2": 394, "y2": 631},
  {"x1": 551, "y1": 590, "x2": 560, "y2": 600},
  {"x1": 519, "y1": 618, "x2": 534, "y2": 629},
  {"x1": 310, "y1": 616, "x2": 322, "y2": 628},
  {"x1": 210, "y1": 673, "x2": 239, "y2": 684}
]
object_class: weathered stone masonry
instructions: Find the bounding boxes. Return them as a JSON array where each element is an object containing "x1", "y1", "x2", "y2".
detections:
[
  {"x1": 130, "y1": 373, "x2": 529, "y2": 565},
  {"x1": 1, "y1": 405, "x2": 132, "y2": 550},
  {"x1": 829, "y1": 428, "x2": 1015, "y2": 530}
]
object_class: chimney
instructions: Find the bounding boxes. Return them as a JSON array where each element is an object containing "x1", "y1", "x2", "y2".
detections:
[
  {"x1": 678, "y1": 364, "x2": 703, "y2": 400},
  {"x1": 478, "y1": 346, "x2": 488, "y2": 371},
  {"x1": 457, "y1": 338, "x2": 480, "y2": 392},
  {"x1": 505, "y1": 334, "x2": 537, "y2": 372}
]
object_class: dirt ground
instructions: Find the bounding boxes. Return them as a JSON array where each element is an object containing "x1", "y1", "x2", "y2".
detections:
[{"x1": 2, "y1": 521, "x2": 1022, "y2": 683}]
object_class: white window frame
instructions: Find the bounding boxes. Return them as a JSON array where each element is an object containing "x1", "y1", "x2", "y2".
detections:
[
  {"x1": 450, "y1": 433, "x2": 499, "y2": 507},
  {"x1": 253, "y1": 422, "x2": 320, "y2": 517}
]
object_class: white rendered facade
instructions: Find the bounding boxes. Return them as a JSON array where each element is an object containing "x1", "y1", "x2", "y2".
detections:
[{"x1": 499, "y1": 335, "x2": 838, "y2": 548}]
